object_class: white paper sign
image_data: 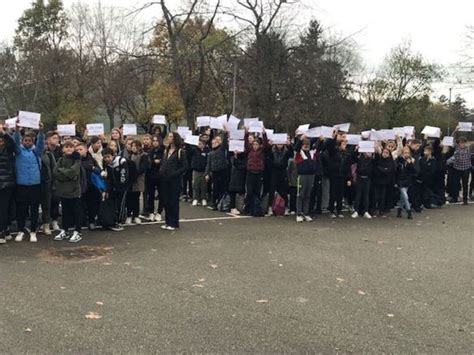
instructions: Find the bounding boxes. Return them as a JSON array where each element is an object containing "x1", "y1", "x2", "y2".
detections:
[
  {"x1": 379, "y1": 129, "x2": 396, "y2": 140},
  {"x1": 369, "y1": 130, "x2": 384, "y2": 141},
  {"x1": 227, "y1": 115, "x2": 240, "y2": 131},
  {"x1": 196, "y1": 116, "x2": 211, "y2": 127},
  {"x1": 244, "y1": 118, "x2": 259, "y2": 127},
  {"x1": 333, "y1": 123, "x2": 351, "y2": 132},
  {"x1": 346, "y1": 134, "x2": 361, "y2": 145},
  {"x1": 442, "y1": 136, "x2": 454, "y2": 147},
  {"x1": 265, "y1": 129, "x2": 274, "y2": 140},
  {"x1": 307, "y1": 127, "x2": 321, "y2": 138},
  {"x1": 18, "y1": 111, "x2": 41, "y2": 129},
  {"x1": 458, "y1": 122, "x2": 473, "y2": 132},
  {"x1": 230, "y1": 129, "x2": 245, "y2": 140},
  {"x1": 271, "y1": 134, "x2": 288, "y2": 145},
  {"x1": 185, "y1": 135, "x2": 200, "y2": 146},
  {"x1": 358, "y1": 140, "x2": 375, "y2": 153},
  {"x1": 361, "y1": 130, "x2": 371, "y2": 139},
  {"x1": 421, "y1": 125, "x2": 441, "y2": 138},
  {"x1": 393, "y1": 127, "x2": 405, "y2": 137},
  {"x1": 229, "y1": 140, "x2": 245, "y2": 152},
  {"x1": 5, "y1": 117, "x2": 17, "y2": 129},
  {"x1": 296, "y1": 124, "x2": 310, "y2": 135},
  {"x1": 123, "y1": 124, "x2": 137, "y2": 136},
  {"x1": 86, "y1": 123, "x2": 104, "y2": 136},
  {"x1": 249, "y1": 121, "x2": 264, "y2": 133},
  {"x1": 403, "y1": 126, "x2": 415, "y2": 138},
  {"x1": 152, "y1": 115, "x2": 166, "y2": 125},
  {"x1": 57, "y1": 124, "x2": 76, "y2": 137},
  {"x1": 320, "y1": 126, "x2": 335, "y2": 138},
  {"x1": 216, "y1": 114, "x2": 228, "y2": 129},
  {"x1": 176, "y1": 126, "x2": 191, "y2": 138}
]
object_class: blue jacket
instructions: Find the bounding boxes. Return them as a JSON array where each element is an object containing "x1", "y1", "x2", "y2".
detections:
[{"x1": 14, "y1": 131, "x2": 44, "y2": 186}]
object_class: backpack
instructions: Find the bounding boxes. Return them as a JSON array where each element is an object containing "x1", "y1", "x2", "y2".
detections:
[
  {"x1": 217, "y1": 193, "x2": 231, "y2": 212},
  {"x1": 250, "y1": 196, "x2": 264, "y2": 217},
  {"x1": 272, "y1": 193, "x2": 285, "y2": 216},
  {"x1": 99, "y1": 197, "x2": 117, "y2": 228},
  {"x1": 91, "y1": 170, "x2": 108, "y2": 192},
  {"x1": 79, "y1": 166, "x2": 88, "y2": 194}
]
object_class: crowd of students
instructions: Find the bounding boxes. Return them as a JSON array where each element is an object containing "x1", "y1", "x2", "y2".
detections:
[{"x1": 0, "y1": 118, "x2": 472, "y2": 244}]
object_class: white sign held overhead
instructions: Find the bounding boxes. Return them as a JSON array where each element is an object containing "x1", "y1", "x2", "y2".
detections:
[
  {"x1": 296, "y1": 124, "x2": 310, "y2": 135},
  {"x1": 152, "y1": 115, "x2": 166, "y2": 125},
  {"x1": 5, "y1": 117, "x2": 17, "y2": 129},
  {"x1": 196, "y1": 116, "x2": 210, "y2": 127},
  {"x1": 243, "y1": 118, "x2": 259, "y2": 127},
  {"x1": 229, "y1": 140, "x2": 245, "y2": 152},
  {"x1": 185, "y1": 135, "x2": 200, "y2": 146},
  {"x1": 442, "y1": 136, "x2": 454, "y2": 147},
  {"x1": 421, "y1": 125, "x2": 441, "y2": 138},
  {"x1": 249, "y1": 121, "x2": 264, "y2": 133},
  {"x1": 86, "y1": 123, "x2": 105, "y2": 136},
  {"x1": 346, "y1": 134, "x2": 361, "y2": 145},
  {"x1": 333, "y1": 123, "x2": 351, "y2": 132},
  {"x1": 176, "y1": 126, "x2": 191, "y2": 138},
  {"x1": 229, "y1": 129, "x2": 245, "y2": 140},
  {"x1": 458, "y1": 122, "x2": 473, "y2": 132},
  {"x1": 18, "y1": 111, "x2": 41, "y2": 129},
  {"x1": 379, "y1": 129, "x2": 396, "y2": 140},
  {"x1": 227, "y1": 115, "x2": 240, "y2": 131},
  {"x1": 265, "y1": 129, "x2": 274, "y2": 140},
  {"x1": 271, "y1": 133, "x2": 288, "y2": 145},
  {"x1": 358, "y1": 140, "x2": 375, "y2": 153},
  {"x1": 57, "y1": 124, "x2": 76, "y2": 137},
  {"x1": 123, "y1": 124, "x2": 137, "y2": 136},
  {"x1": 320, "y1": 126, "x2": 335, "y2": 138}
]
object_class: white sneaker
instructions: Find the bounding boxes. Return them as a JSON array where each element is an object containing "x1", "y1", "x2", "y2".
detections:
[
  {"x1": 296, "y1": 215, "x2": 304, "y2": 223},
  {"x1": 329, "y1": 213, "x2": 337, "y2": 219},
  {"x1": 15, "y1": 232, "x2": 25, "y2": 242},
  {"x1": 165, "y1": 226, "x2": 175, "y2": 231},
  {"x1": 133, "y1": 217, "x2": 142, "y2": 224},
  {"x1": 148, "y1": 213, "x2": 155, "y2": 222},
  {"x1": 42, "y1": 224, "x2": 52, "y2": 236},
  {"x1": 338, "y1": 214, "x2": 344, "y2": 218},
  {"x1": 155, "y1": 214, "x2": 162, "y2": 222},
  {"x1": 201, "y1": 199, "x2": 207, "y2": 207},
  {"x1": 192, "y1": 199, "x2": 198, "y2": 206},
  {"x1": 284, "y1": 208, "x2": 290, "y2": 216},
  {"x1": 290, "y1": 211, "x2": 296, "y2": 216},
  {"x1": 230, "y1": 208, "x2": 240, "y2": 215},
  {"x1": 266, "y1": 207, "x2": 273, "y2": 216},
  {"x1": 363, "y1": 212, "x2": 372, "y2": 219},
  {"x1": 0, "y1": 238, "x2": 5, "y2": 244},
  {"x1": 69, "y1": 231, "x2": 82, "y2": 243},
  {"x1": 161, "y1": 225, "x2": 168, "y2": 230},
  {"x1": 351, "y1": 211, "x2": 359, "y2": 219},
  {"x1": 304, "y1": 215, "x2": 313, "y2": 222},
  {"x1": 54, "y1": 230, "x2": 68, "y2": 241},
  {"x1": 125, "y1": 217, "x2": 133, "y2": 225},
  {"x1": 51, "y1": 220, "x2": 60, "y2": 231},
  {"x1": 29, "y1": 232, "x2": 37, "y2": 243}
]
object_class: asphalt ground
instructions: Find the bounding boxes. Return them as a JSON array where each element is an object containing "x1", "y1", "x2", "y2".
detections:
[{"x1": 0, "y1": 203, "x2": 473, "y2": 353}]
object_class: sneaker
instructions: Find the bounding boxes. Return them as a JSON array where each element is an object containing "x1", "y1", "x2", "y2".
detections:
[
  {"x1": 148, "y1": 213, "x2": 155, "y2": 222},
  {"x1": 15, "y1": 232, "x2": 25, "y2": 242},
  {"x1": 266, "y1": 207, "x2": 273, "y2": 216},
  {"x1": 304, "y1": 215, "x2": 313, "y2": 222},
  {"x1": 192, "y1": 199, "x2": 198, "y2": 207},
  {"x1": 5, "y1": 229, "x2": 12, "y2": 241},
  {"x1": 201, "y1": 199, "x2": 207, "y2": 207},
  {"x1": 161, "y1": 225, "x2": 169, "y2": 230},
  {"x1": 154, "y1": 214, "x2": 162, "y2": 222},
  {"x1": 337, "y1": 214, "x2": 344, "y2": 218},
  {"x1": 329, "y1": 213, "x2": 337, "y2": 219},
  {"x1": 230, "y1": 208, "x2": 241, "y2": 215},
  {"x1": 88, "y1": 223, "x2": 96, "y2": 231},
  {"x1": 165, "y1": 226, "x2": 176, "y2": 231},
  {"x1": 109, "y1": 224, "x2": 124, "y2": 232},
  {"x1": 284, "y1": 208, "x2": 290, "y2": 216},
  {"x1": 51, "y1": 220, "x2": 60, "y2": 231},
  {"x1": 0, "y1": 237, "x2": 5, "y2": 244},
  {"x1": 69, "y1": 231, "x2": 82, "y2": 243},
  {"x1": 29, "y1": 232, "x2": 37, "y2": 243},
  {"x1": 351, "y1": 211, "x2": 359, "y2": 219},
  {"x1": 133, "y1": 217, "x2": 142, "y2": 225},
  {"x1": 54, "y1": 230, "x2": 68, "y2": 241},
  {"x1": 125, "y1": 217, "x2": 133, "y2": 225},
  {"x1": 363, "y1": 212, "x2": 372, "y2": 219},
  {"x1": 296, "y1": 215, "x2": 304, "y2": 223},
  {"x1": 42, "y1": 224, "x2": 52, "y2": 236},
  {"x1": 290, "y1": 211, "x2": 296, "y2": 216}
]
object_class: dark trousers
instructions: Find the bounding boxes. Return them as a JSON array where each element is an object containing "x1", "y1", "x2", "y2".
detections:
[
  {"x1": 0, "y1": 187, "x2": 14, "y2": 232},
  {"x1": 373, "y1": 184, "x2": 387, "y2": 215},
  {"x1": 41, "y1": 183, "x2": 60, "y2": 224},
  {"x1": 408, "y1": 180, "x2": 423, "y2": 210},
  {"x1": 110, "y1": 190, "x2": 127, "y2": 224},
  {"x1": 62, "y1": 198, "x2": 82, "y2": 232},
  {"x1": 182, "y1": 169, "x2": 193, "y2": 197},
  {"x1": 161, "y1": 178, "x2": 181, "y2": 228},
  {"x1": 289, "y1": 186, "x2": 297, "y2": 212},
  {"x1": 268, "y1": 169, "x2": 289, "y2": 208},
  {"x1": 454, "y1": 168, "x2": 471, "y2": 202},
  {"x1": 126, "y1": 191, "x2": 141, "y2": 218},
  {"x1": 16, "y1": 184, "x2": 41, "y2": 232},
  {"x1": 245, "y1": 171, "x2": 263, "y2": 211},
  {"x1": 470, "y1": 170, "x2": 474, "y2": 196},
  {"x1": 328, "y1": 176, "x2": 346, "y2": 214},
  {"x1": 146, "y1": 176, "x2": 162, "y2": 214},
  {"x1": 211, "y1": 170, "x2": 228, "y2": 207},
  {"x1": 81, "y1": 187, "x2": 101, "y2": 224},
  {"x1": 354, "y1": 177, "x2": 371, "y2": 214},
  {"x1": 309, "y1": 175, "x2": 322, "y2": 213}
]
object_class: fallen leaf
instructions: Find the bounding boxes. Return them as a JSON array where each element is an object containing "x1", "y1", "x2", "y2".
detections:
[
  {"x1": 296, "y1": 297, "x2": 308, "y2": 303},
  {"x1": 85, "y1": 312, "x2": 102, "y2": 320},
  {"x1": 102, "y1": 262, "x2": 112, "y2": 266},
  {"x1": 192, "y1": 284, "x2": 204, "y2": 288},
  {"x1": 396, "y1": 247, "x2": 403, "y2": 250},
  {"x1": 60, "y1": 286, "x2": 66, "y2": 290},
  {"x1": 209, "y1": 263, "x2": 218, "y2": 269},
  {"x1": 357, "y1": 290, "x2": 366, "y2": 295},
  {"x1": 387, "y1": 313, "x2": 394, "y2": 318},
  {"x1": 96, "y1": 301, "x2": 104, "y2": 306},
  {"x1": 377, "y1": 240, "x2": 384, "y2": 245},
  {"x1": 151, "y1": 249, "x2": 157, "y2": 252},
  {"x1": 336, "y1": 277, "x2": 345, "y2": 282},
  {"x1": 406, "y1": 278, "x2": 413, "y2": 281},
  {"x1": 24, "y1": 328, "x2": 32, "y2": 333},
  {"x1": 197, "y1": 278, "x2": 206, "y2": 282},
  {"x1": 19, "y1": 260, "x2": 27, "y2": 264},
  {"x1": 124, "y1": 262, "x2": 131, "y2": 266},
  {"x1": 278, "y1": 264, "x2": 283, "y2": 267},
  {"x1": 256, "y1": 299, "x2": 269, "y2": 303}
]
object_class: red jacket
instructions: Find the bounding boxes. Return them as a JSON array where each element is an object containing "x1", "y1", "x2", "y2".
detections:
[{"x1": 245, "y1": 132, "x2": 268, "y2": 172}]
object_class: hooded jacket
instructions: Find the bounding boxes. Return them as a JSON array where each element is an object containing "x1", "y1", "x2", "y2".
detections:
[{"x1": 14, "y1": 130, "x2": 44, "y2": 186}]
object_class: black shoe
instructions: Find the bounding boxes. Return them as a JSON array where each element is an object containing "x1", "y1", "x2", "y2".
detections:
[
  {"x1": 397, "y1": 208, "x2": 402, "y2": 218},
  {"x1": 413, "y1": 207, "x2": 422, "y2": 213},
  {"x1": 407, "y1": 210, "x2": 413, "y2": 219},
  {"x1": 463, "y1": 199, "x2": 468, "y2": 205}
]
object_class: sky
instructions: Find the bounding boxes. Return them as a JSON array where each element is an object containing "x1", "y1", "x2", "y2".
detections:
[{"x1": 1, "y1": 0, "x2": 473, "y2": 106}]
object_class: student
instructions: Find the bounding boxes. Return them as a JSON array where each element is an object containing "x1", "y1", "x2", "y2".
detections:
[
  {"x1": 120, "y1": 137, "x2": 134, "y2": 160},
  {"x1": 228, "y1": 150, "x2": 247, "y2": 215},
  {"x1": 145, "y1": 135, "x2": 164, "y2": 221},
  {"x1": 77, "y1": 142, "x2": 101, "y2": 230},
  {"x1": 159, "y1": 132, "x2": 188, "y2": 230},
  {"x1": 88, "y1": 136, "x2": 103, "y2": 170},
  {"x1": 40, "y1": 131, "x2": 61, "y2": 235},
  {"x1": 189, "y1": 139, "x2": 210, "y2": 206},
  {"x1": 14, "y1": 122, "x2": 44, "y2": 242},
  {"x1": 102, "y1": 147, "x2": 130, "y2": 230},
  {"x1": 326, "y1": 135, "x2": 352, "y2": 218},
  {"x1": 287, "y1": 156, "x2": 298, "y2": 215},
  {"x1": 294, "y1": 137, "x2": 317, "y2": 222},
  {"x1": 396, "y1": 146, "x2": 416, "y2": 219},
  {"x1": 451, "y1": 132, "x2": 472, "y2": 205},
  {"x1": 372, "y1": 148, "x2": 396, "y2": 217},
  {"x1": 267, "y1": 139, "x2": 293, "y2": 216},
  {"x1": 418, "y1": 145, "x2": 437, "y2": 209},
  {"x1": 308, "y1": 138, "x2": 325, "y2": 215},
  {"x1": 181, "y1": 143, "x2": 193, "y2": 202},
  {"x1": 351, "y1": 151, "x2": 374, "y2": 219},
  {"x1": 0, "y1": 125, "x2": 15, "y2": 244},
  {"x1": 205, "y1": 132, "x2": 229, "y2": 210},
  {"x1": 408, "y1": 139, "x2": 423, "y2": 212},
  {"x1": 125, "y1": 140, "x2": 149, "y2": 225},
  {"x1": 107, "y1": 140, "x2": 119, "y2": 155},
  {"x1": 110, "y1": 128, "x2": 125, "y2": 154},
  {"x1": 244, "y1": 129, "x2": 268, "y2": 215},
  {"x1": 53, "y1": 142, "x2": 83, "y2": 242}
]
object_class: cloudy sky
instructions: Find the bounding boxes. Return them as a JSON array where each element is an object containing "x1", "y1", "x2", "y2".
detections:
[{"x1": 1, "y1": 0, "x2": 473, "y2": 105}]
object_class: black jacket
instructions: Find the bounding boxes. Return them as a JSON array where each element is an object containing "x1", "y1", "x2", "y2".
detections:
[
  {"x1": 271, "y1": 146, "x2": 293, "y2": 171},
  {"x1": 147, "y1": 146, "x2": 164, "y2": 179},
  {"x1": 396, "y1": 157, "x2": 416, "y2": 188},
  {"x1": 326, "y1": 139, "x2": 352, "y2": 179},
  {"x1": 188, "y1": 145, "x2": 210, "y2": 172},
  {"x1": 356, "y1": 154, "x2": 374, "y2": 177},
  {"x1": 373, "y1": 156, "x2": 396, "y2": 186},
  {"x1": 0, "y1": 133, "x2": 15, "y2": 190},
  {"x1": 159, "y1": 148, "x2": 188, "y2": 180},
  {"x1": 229, "y1": 153, "x2": 247, "y2": 193},
  {"x1": 418, "y1": 156, "x2": 437, "y2": 184}
]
